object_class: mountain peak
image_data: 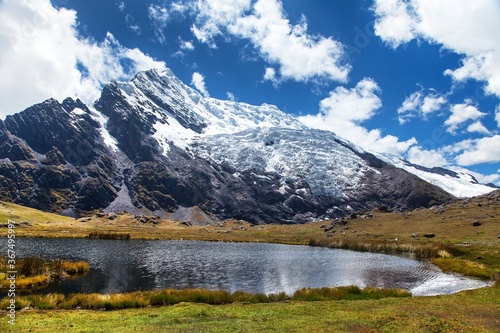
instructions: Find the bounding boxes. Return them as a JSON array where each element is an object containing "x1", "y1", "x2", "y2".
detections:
[{"x1": 0, "y1": 66, "x2": 494, "y2": 224}]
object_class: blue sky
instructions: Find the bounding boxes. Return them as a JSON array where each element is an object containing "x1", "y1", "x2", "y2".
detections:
[{"x1": 0, "y1": 0, "x2": 499, "y2": 185}]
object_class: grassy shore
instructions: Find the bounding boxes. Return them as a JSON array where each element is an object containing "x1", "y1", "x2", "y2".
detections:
[
  {"x1": 0, "y1": 283, "x2": 498, "y2": 332},
  {"x1": 0, "y1": 193, "x2": 499, "y2": 332},
  {"x1": 0, "y1": 286, "x2": 411, "y2": 311},
  {"x1": 0, "y1": 257, "x2": 89, "y2": 289}
]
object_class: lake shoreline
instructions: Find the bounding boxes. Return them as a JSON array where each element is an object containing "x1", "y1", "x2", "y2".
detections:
[
  {"x1": 5, "y1": 238, "x2": 489, "y2": 298},
  {"x1": 1, "y1": 197, "x2": 499, "y2": 282}
]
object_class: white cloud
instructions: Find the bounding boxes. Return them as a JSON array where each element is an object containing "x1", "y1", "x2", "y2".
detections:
[
  {"x1": 466, "y1": 121, "x2": 490, "y2": 135},
  {"x1": 191, "y1": 0, "x2": 350, "y2": 84},
  {"x1": 191, "y1": 72, "x2": 210, "y2": 97},
  {"x1": 0, "y1": 0, "x2": 166, "y2": 118},
  {"x1": 170, "y1": 1, "x2": 195, "y2": 15},
  {"x1": 148, "y1": 4, "x2": 170, "y2": 44},
  {"x1": 397, "y1": 90, "x2": 447, "y2": 124},
  {"x1": 299, "y1": 78, "x2": 416, "y2": 154},
  {"x1": 406, "y1": 146, "x2": 448, "y2": 168},
  {"x1": 319, "y1": 78, "x2": 381, "y2": 122},
  {"x1": 445, "y1": 100, "x2": 486, "y2": 134},
  {"x1": 372, "y1": 0, "x2": 500, "y2": 98},
  {"x1": 191, "y1": 0, "x2": 251, "y2": 47},
  {"x1": 180, "y1": 39, "x2": 195, "y2": 51},
  {"x1": 173, "y1": 38, "x2": 195, "y2": 58},
  {"x1": 372, "y1": 0, "x2": 416, "y2": 48},
  {"x1": 226, "y1": 91, "x2": 236, "y2": 101},
  {"x1": 263, "y1": 67, "x2": 278, "y2": 85},
  {"x1": 421, "y1": 95, "x2": 447, "y2": 114},
  {"x1": 454, "y1": 135, "x2": 500, "y2": 166}
]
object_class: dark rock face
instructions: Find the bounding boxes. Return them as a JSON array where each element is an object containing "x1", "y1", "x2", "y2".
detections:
[
  {"x1": 94, "y1": 83, "x2": 161, "y2": 161},
  {"x1": 0, "y1": 72, "x2": 457, "y2": 224},
  {"x1": 126, "y1": 145, "x2": 330, "y2": 224},
  {"x1": 4, "y1": 98, "x2": 103, "y2": 165},
  {"x1": 0, "y1": 121, "x2": 36, "y2": 161},
  {"x1": 343, "y1": 163, "x2": 455, "y2": 213},
  {"x1": 0, "y1": 98, "x2": 120, "y2": 213}
]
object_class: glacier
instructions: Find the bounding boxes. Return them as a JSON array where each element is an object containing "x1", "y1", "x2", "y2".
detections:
[{"x1": 108, "y1": 68, "x2": 495, "y2": 199}]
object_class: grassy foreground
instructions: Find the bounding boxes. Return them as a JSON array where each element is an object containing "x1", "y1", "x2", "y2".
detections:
[{"x1": 0, "y1": 283, "x2": 498, "y2": 332}]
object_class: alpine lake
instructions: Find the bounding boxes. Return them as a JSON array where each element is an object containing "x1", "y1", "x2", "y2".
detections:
[{"x1": 1, "y1": 237, "x2": 490, "y2": 297}]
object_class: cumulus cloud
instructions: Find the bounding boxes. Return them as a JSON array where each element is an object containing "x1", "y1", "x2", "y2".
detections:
[
  {"x1": 372, "y1": 0, "x2": 416, "y2": 48},
  {"x1": 372, "y1": 0, "x2": 500, "y2": 98},
  {"x1": 0, "y1": 0, "x2": 166, "y2": 118},
  {"x1": 466, "y1": 121, "x2": 491, "y2": 135},
  {"x1": 372, "y1": 0, "x2": 500, "y2": 178},
  {"x1": 445, "y1": 100, "x2": 487, "y2": 134},
  {"x1": 191, "y1": 72, "x2": 210, "y2": 97},
  {"x1": 397, "y1": 90, "x2": 447, "y2": 124},
  {"x1": 190, "y1": 0, "x2": 251, "y2": 47},
  {"x1": 454, "y1": 135, "x2": 500, "y2": 166},
  {"x1": 299, "y1": 78, "x2": 416, "y2": 154},
  {"x1": 190, "y1": 0, "x2": 349, "y2": 84},
  {"x1": 406, "y1": 146, "x2": 448, "y2": 168},
  {"x1": 264, "y1": 67, "x2": 276, "y2": 79}
]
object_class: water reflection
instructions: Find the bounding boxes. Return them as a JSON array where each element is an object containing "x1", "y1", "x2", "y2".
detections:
[{"x1": 0, "y1": 238, "x2": 491, "y2": 296}]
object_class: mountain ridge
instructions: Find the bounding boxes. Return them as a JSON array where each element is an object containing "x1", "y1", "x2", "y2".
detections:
[{"x1": 0, "y1": 68, "x2": 495, "y2": 224}]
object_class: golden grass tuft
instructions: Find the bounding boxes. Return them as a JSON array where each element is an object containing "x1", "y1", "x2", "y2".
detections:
[
  {"x1": 88, "y1": 231, "x2": 131, "y2": 240},
  {"x1": 60, "y1": 261, "x2": 90, "y2": 275},
  {"x1": 308, "y1": 238, "x2": 445, "y2": 259},
  {"x1": 0, "y1": 257, "x2": 90, "y2": 290}
]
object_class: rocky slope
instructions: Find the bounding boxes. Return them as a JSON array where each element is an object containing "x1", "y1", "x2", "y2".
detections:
[{"x1": 0, "y1": 68, "x2": 493, "y2": 224}]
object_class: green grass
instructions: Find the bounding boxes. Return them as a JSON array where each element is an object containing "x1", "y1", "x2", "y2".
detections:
[
  {"x1": 431, "y1": 257, "x2": 493, "y2": 279},
  {"x1": 0, "y1": 286, "x2": 410, "y2": 311},
  {"x1": 1, "y1": 283, "x2": 498, "y2": 333}
]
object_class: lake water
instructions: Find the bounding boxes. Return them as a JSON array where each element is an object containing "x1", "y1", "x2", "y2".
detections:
[{"x1": 1, "y1": 238, "x2": 491, "y2": 296}]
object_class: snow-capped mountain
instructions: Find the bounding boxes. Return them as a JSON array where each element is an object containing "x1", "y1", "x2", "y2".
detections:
[
  {"x1": 377, "y1": 154, "x2": 496, "y2": 198},
  {"x1": 109, "y1": 68, "x2": 494, "y2": 199},
  {"x1": 0, "y1": 68, "x2": 494, "y2": 224}
]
